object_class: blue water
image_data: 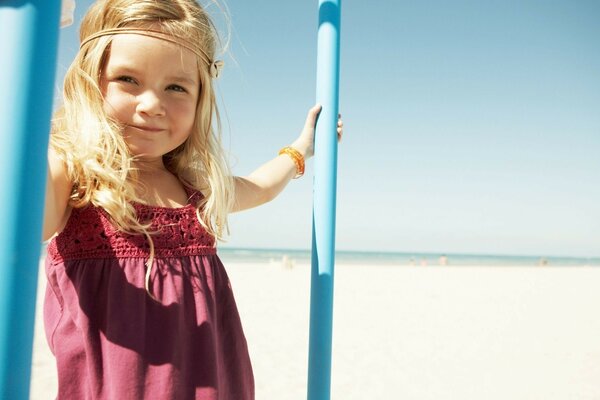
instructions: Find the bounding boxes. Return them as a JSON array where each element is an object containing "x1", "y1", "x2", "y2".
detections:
[{"x1": 218, "y1": 247, "x2": 600, "y2": 267}]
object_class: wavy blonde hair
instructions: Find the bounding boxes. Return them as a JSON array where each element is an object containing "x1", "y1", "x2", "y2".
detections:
[{"x1": 51, "y1": 0, "x2": 234, "y2": 293}]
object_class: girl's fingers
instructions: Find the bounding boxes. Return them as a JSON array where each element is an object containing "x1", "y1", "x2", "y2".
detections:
[
  {"x1": 305, "y1": 105, "x2": 343, "y2": 137},
  {"x1": 305, "y1": 104, "x2": 323, "y2": 129}
]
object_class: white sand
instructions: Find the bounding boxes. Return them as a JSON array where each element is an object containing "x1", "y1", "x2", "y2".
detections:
[{"x1": 31, "y1": 261, "x2": 600, "y2": 399}]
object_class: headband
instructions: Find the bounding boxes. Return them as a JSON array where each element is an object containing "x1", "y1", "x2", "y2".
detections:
[{"x1": 80, "y1": 27, "x2": 224, "y2": 78}]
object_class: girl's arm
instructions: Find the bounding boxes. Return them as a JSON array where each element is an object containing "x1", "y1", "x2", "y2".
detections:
[
  {"x1": 232, "y1": 104, "x2": 342, "y2": 213},
  {"x1": 43, "y1": 148, "x2": 73, "y2": 241},
  {"x1": 43, "y1": 1, "x2": 77, "y2": 241}
]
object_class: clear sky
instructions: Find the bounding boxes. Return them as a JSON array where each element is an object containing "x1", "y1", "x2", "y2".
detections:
[{"x1": 55, "y1": 0, "x2": 600, "y2": 258}]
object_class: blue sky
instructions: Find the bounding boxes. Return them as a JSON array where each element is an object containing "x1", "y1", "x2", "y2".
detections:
[{"x1": 56, "y1": 0, "x2": 600, "y2": 257}]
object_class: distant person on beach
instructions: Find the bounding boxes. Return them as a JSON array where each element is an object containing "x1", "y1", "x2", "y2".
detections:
[
  {"x1": 439, "y1": 255, "x2": 448, "y2": 266},
  {"x1": 42, "y1": 1, "x2": 343, "y2": 398}
]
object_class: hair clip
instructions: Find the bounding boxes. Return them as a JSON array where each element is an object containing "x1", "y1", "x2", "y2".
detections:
[{"x1": 210, "y1": 60, "x2": 224, "y2": 79}]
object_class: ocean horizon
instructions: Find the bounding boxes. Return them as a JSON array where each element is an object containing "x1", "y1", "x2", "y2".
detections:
[
  {"x1": 218, "y1": 247, "x2": 600, "y2": 267},
  {"x1": 38, "y1": 244, "x2": 600, "y2": 267}
]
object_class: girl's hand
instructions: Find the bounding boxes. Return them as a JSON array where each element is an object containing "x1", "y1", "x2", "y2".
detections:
[
  {"x1": 61, "y1": 0, "x2": 76, "y2": 28},
  {"x1": 232, "y1": 105, "x2": 343, "y2": 212},
  {"x1": 291, "y1": 104, "x2": 344, "y2": 159}
]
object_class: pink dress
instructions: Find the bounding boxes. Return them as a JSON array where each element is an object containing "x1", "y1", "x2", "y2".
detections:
[{"x1": 44, "y1": 189, "x2": 254, "y2": 399}]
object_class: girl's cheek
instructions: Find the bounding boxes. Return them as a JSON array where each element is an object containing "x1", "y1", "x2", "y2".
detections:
[
  {"x1": 176, "y1": 99, "x2": 197, "y2": 119},
  {"x1": 102, "y1": 99, "x2": 115, "y2": 118},
  {"x1": 103, "y1": 91, "x2": 134, "y2": 118},
  {"x1": 102, "y1": 97, "x2": 120, "y2": 119}
]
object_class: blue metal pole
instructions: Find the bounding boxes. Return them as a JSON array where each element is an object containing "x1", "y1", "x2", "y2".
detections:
[
  {"x1": 0, "y1": 1, "x2": 60, "y2": 398},
  {"x1": 307, "y1": 1, "x2": 341, "y2": 399}
]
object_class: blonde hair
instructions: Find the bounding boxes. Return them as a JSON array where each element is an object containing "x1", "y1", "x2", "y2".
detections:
[{"x1": 51, "y1": 0, "x2": 234, "y2": 294}]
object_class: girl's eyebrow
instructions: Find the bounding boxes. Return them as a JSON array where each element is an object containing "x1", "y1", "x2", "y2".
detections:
[
  {"x1": 166, "y1": 75, "x2": 199, "y2": 86},
  {"x1": 108, "y1": 65, "x2": 198, "y2": 86}
]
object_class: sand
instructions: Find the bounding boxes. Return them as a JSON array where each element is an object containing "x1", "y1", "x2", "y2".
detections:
[{"x1": 30, "y1": 260, "x2": 600, "y2": 399}]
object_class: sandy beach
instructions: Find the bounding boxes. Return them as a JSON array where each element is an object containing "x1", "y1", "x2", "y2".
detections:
[{"x1": 30, "y1": 260, "x2": 600, "y2": 399}]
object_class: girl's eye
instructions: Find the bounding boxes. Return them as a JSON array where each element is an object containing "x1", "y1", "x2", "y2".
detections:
[
  {"x1": 117, "y1": 76, "x2": 137, "y2": 84},
  {"x1": 167, "y1": 84, "x2": 187, "y2": 93}
]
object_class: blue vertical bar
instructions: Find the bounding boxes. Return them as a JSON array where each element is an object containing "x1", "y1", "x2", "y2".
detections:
[
  {"x1": 307, "y1": 1, "x2": 341, "y2": 399},
  {"x1": 0, "y1": 1, "x2": 60, "y2": 398}
]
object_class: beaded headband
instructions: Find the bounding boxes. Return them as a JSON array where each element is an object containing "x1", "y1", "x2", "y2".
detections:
[{"x1": 80, "y1": 27, "x2": 224, "y2": 78}]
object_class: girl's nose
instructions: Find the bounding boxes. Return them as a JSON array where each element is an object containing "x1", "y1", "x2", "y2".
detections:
[{"x1": 136, "y1": 90, "x2": 165, "y2": 116}]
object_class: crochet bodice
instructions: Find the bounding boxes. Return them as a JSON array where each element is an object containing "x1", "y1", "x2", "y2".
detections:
[{"x1": 47, "y1": 191, "x2": 216, "y2": 264}]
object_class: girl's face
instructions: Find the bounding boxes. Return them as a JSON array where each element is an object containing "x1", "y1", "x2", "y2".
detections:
[{"x1": 100, "y1": 33, "x2": 200, "y2": 164}]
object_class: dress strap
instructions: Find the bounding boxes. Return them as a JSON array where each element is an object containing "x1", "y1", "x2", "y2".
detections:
[{"x1": 183, "y1": 184, "x2": 204, "y2": 207}]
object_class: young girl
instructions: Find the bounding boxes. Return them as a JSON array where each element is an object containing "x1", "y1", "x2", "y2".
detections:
[{"x1": 44, "y1": 0, "x2": 342, "y2": 399}]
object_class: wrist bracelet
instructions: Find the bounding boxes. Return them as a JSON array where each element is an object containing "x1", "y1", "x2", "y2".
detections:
[{"x1": 279, "y1": 146, "x2": 305, "y2": 179}]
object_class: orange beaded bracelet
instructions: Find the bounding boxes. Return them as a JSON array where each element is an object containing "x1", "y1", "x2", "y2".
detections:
[{"x1": 279, "y1": 146, "x2": 305, "y2": 179}]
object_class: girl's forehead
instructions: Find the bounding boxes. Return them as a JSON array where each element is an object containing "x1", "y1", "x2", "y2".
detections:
[{"x1": 107, "y1": 33, "x2": 199, "y2": 75}]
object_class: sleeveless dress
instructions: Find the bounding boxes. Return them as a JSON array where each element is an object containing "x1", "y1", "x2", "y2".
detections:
[{"x1": 44, "y1": 189, "x2": 254, "y2": 400}]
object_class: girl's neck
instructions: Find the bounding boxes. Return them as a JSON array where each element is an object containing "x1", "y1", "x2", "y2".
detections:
[
  {"x1": 132, "y1": 160, "x2": 189, "y2": 208},
  {"x1": 132, "y1": 158, "x2": 168, "y2": 174}
]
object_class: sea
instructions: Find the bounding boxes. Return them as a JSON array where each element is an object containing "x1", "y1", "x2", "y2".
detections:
[{"x1": 217, "y1": 247, "x2": 600, "y2": 267}]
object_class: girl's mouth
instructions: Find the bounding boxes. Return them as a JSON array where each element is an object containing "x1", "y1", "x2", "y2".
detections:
[{"x1": 129, "y1": 125, "x2": 165, "y2": 132}]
